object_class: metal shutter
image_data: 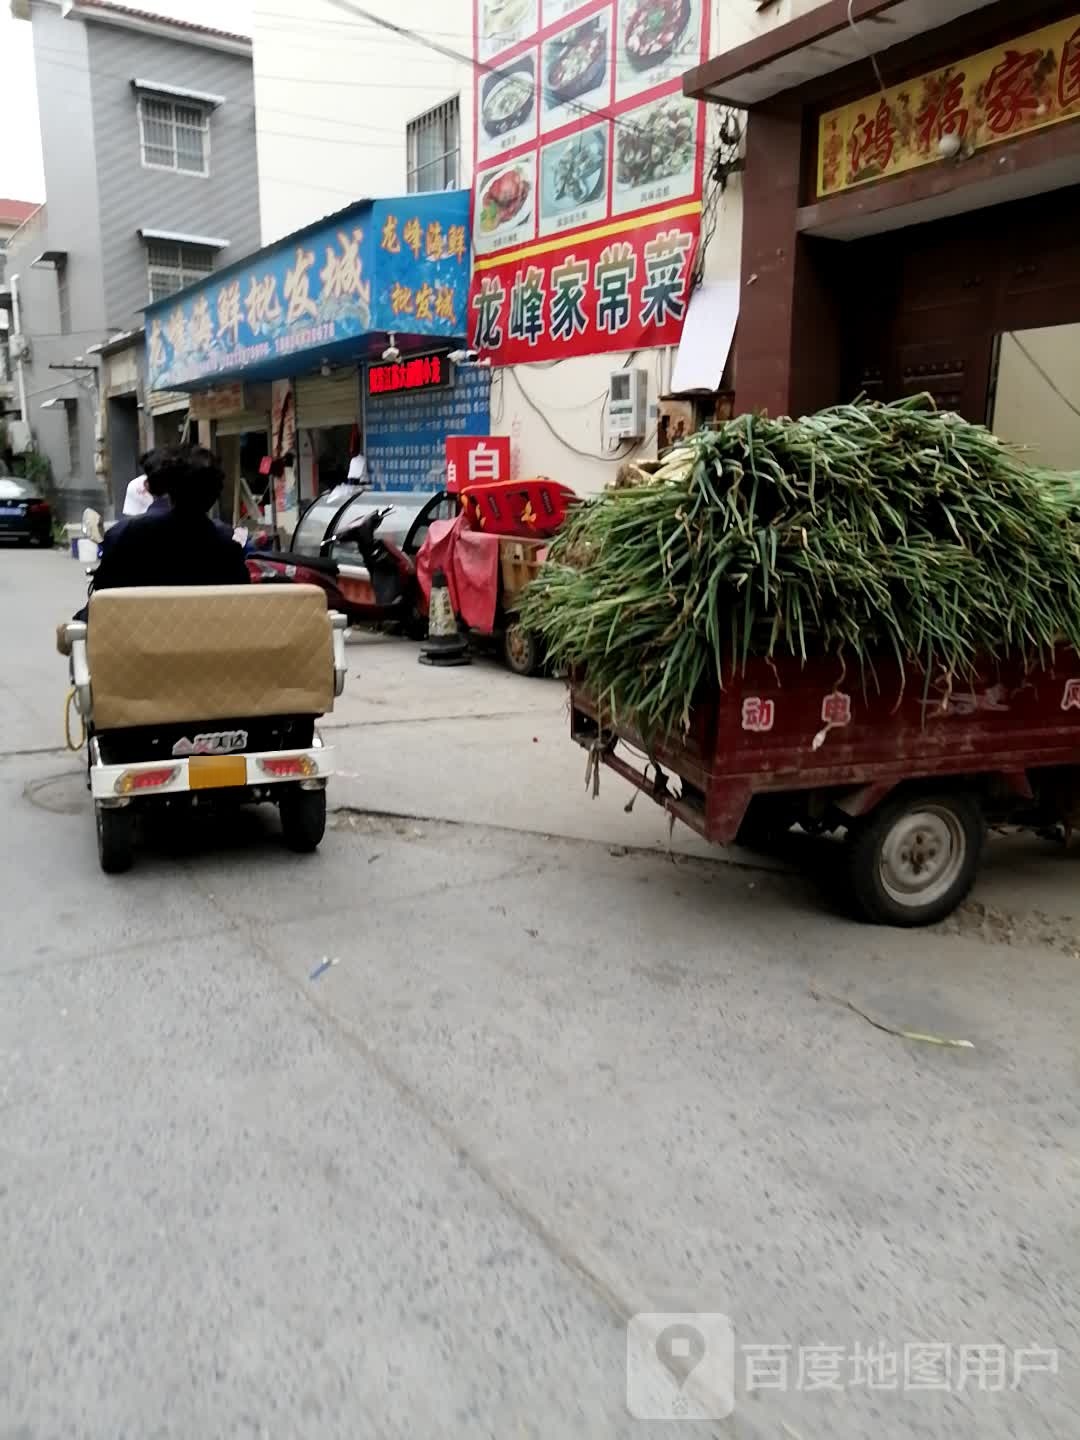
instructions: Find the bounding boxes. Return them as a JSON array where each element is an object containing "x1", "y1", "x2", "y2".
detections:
[
  {"x1": 216, "y1": 412, "x2": 270, "y2": 437},
  {"x1": 295, "y1": 370, "x2": 359, "y2": 429}
]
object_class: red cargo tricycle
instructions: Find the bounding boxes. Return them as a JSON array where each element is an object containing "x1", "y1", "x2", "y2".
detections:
[{"x1": 571, "y1": 651, "x2": 1080, "y2": 927}]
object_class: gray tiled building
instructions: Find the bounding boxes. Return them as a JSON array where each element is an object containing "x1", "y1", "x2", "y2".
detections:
[{"x1": 6, "y1": 0, "x2": 259, "y2": 516}]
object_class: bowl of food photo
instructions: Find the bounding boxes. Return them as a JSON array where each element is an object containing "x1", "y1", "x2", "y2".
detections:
[
  {"x1": 482, "y1": 64, "x2": 536, "y2": 138},
  {"x1": 624, "y1": 0, "x2": 691, "y2": 71},
  {"x1": 546, "y1": 17, "x2": 608, "y2": 107}
]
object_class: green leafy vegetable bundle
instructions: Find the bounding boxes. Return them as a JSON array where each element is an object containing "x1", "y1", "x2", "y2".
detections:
[{"x1": 520, "y1": 395, "x2": 1080, "y2": 735}]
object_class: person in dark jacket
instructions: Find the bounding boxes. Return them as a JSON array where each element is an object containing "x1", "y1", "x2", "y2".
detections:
[
  {"x1": 86, "y1": 446, "x2": 249, "y2": 598},
  {"x1": 103, "y1": 446, "x2": 236, "y2": 556}
]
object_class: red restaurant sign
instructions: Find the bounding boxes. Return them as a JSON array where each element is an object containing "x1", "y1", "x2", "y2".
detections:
[{"x1": 469, "y1": 0, "x2": 709, "y2": 365}]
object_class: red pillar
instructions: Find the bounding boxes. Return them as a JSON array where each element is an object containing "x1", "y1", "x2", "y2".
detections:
[{"x1": 737, "y1": 106, "x2": 844, "y2": 418}]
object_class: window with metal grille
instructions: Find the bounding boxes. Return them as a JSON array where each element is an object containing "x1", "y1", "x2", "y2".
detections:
[
  {"x1": 146, "y1": 241, "x2": 214, "y2": 304},
  {"x1": 138, "y1": 96, "x2": 210, "y2": 175},
  {"x1": 407, "y1": 97, "x2": 460, "y2": 193}
]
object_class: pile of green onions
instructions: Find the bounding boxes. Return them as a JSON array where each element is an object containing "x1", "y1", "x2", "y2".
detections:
[{"x1": 521, "y1": 395, "x2": 1080, "y2": 735}]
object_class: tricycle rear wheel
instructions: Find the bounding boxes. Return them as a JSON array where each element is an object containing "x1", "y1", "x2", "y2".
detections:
[
  {"x1": 501, "y1": 619, "x2": 542, "y2": 677},
  {"x1": 96, "y1": 804, "x2": 135, "y2": 874},
  {"x1": 279, "y1": 785, "x2": 327, "y2": 853},
  {"x1": 846, "y1": 790, "x2": 984, "y2": 927}
]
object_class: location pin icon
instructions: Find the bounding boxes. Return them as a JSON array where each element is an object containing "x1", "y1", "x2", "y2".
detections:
[{"x1": 656, "y1": 1322, "x2": 707, "y2": 1388}]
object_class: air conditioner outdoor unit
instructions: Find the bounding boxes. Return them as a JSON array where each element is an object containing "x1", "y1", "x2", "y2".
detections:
[
  {"x1": 606, "y1": 366, "x2": 648, "y2": 444},
  {"x1": 8, "y1": 333, "x2": 31, "y2": 364},
  {"x1": 6, "y1": 419, "x2": 32, "y2": 453}
]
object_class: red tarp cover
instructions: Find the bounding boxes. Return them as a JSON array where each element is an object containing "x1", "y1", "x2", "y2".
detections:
[{"x1": 416, "y1": 513, "x2": 501, "y2": 634}]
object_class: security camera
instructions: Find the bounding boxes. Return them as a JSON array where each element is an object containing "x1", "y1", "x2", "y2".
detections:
[
  {"x1": 448, "y1": 348, "x2": 479, "y2": 364},
  {"x1": 937, "y1": 132, "x2": 963, "y2": 160},
  {"x1": 382, "y1": 331, "x2": 401, "y2": 363}
]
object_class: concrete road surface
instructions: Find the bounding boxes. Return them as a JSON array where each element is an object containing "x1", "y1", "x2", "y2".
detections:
[{"x1": 2, "y1": 548, "x2": 1078, "y2": 1439}]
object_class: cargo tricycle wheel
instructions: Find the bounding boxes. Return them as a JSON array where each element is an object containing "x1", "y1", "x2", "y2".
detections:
[
  {"x1": 501, "y1": 619, "x2": 542, "y2": 677},
  {"x1": 279, "y1": 785, "x2": 327, "y2": 853},
  {"x1": 96, "y1": 804, "x2": 135, "y2": 875},
  {"x1": 846, "y1": 791, "x2": 983, "y2": 928}
]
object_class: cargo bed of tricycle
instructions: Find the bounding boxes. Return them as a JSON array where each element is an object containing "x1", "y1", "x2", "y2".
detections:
[{"x1": 571, "y1": 650, "x2": 1080, "y2": 926}]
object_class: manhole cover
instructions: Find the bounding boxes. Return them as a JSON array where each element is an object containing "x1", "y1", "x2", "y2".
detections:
[{"x1": 24, "y1": 771, "x2": 90, "y2": 816}]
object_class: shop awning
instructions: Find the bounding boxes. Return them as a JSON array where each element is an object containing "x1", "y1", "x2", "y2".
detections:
[
  {"x1": 144, "y1": 192, "x2": 471, "y2": 394},
  {"x1": 670, "y1": 280, "x2": 738, "y2": 394},
  {"x1": 683, "y1": 0, "x2": 1004, "y2": 107}
]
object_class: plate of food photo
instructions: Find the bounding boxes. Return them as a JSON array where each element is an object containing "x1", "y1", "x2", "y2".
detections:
[
  {"x1": 545, "y1": 127, "x2": 606, "y2": 212},
  {"x1": 482, "y1": 0, "x2": 532, "y2": 47},
  {"x1": 478, "y1": 160, "x2": 535, "y2": 240}
]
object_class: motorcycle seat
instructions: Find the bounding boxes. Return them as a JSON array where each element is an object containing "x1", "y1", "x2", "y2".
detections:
[{"x1": 278, "y1": 551, "x2": 340, "y2": 577}]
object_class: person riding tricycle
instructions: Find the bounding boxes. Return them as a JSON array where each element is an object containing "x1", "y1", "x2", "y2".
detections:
[{"x1": 59, "y1": 446, "x2": 347, "y2": 873}]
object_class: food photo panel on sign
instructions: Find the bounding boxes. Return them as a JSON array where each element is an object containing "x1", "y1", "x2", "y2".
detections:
[
  {"x1": 612, "y1": 93, "x2": 697, "y2": 214},
  {"x1": 473, "y1": 152, "x2": 538, "y2": 256},
  {"x1": 479, "y1": 0, "x2": 538, "y2": 61},
  {"x1": 541, "y1": 9, "x2": 612, "y2": 135},
  {"x1": 478, "y1": 53, "x2": 539, "y2": 162},
  {"x1": 615, "y1": 0, "x2": 701, "y2": 103},
  {"x1": 539, "y1": 122, "x2": 609, "y2": 235}
]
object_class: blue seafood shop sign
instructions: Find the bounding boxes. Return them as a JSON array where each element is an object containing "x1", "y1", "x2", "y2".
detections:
[{"x1": 146, "y1": 192, "x2": 471, "y2": 391}]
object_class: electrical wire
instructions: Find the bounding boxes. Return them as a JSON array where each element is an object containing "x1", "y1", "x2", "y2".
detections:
[
  {"x1": 259, "y1": 171, "x2": 383, "y2": 196},
  {"x1": 846, "y1": 0, "x2": 889, "y2": 96},
  {"x1": 254, "y1": 103, "x2": 419, "y2": 135},
  {"x1": 26, "y1": 32, "x2": 715, "y2": 167},
  {"x1": 257, "y1": 127, "x2": 407, "y2": 149},
  {"x1": 507, "y1": 365, "x2": 638, "y2": 463},
  {"x1": 257, "y1": 12, "x2": 474, "y2": 40},
  {"x1": 64, "y1": 688, "x2": 87, "y2": 752},
  {"x1": 26, "y1": 39, "x2": 470, "y2": 95},
  {"x1": 491, "y1": 365, "x2": 505, "y2": 425},
  {"x1": 1008, "y1": 333, "x2": 1080, "y2": 425},
  {"x1": 284, "y1": 1, "x2": 712, "y2": 160},
  {"x1": 25, "y1": 375, "x2": 95, "y2": 400}
]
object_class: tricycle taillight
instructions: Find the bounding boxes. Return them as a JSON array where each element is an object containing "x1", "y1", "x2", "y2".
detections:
[
  {"x1": 115, "y1": 766, "x2": 179, "y2": 795},
  {"x1": 258, "y1": 755, "x2": 317, "y2": 778}
]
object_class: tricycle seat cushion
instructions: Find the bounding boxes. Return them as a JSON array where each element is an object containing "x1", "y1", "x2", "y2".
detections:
[{"x1": 86, "y1": 585, "x2": 335, "y2": 731}]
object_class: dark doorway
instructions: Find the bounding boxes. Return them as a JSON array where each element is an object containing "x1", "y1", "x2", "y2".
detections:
[
  {"x1": 838, "y1": 185, "x2": 1080, "y2": 423},
  {"x1": 108, "y1": 395, "x2": 140, "y2": 515}
]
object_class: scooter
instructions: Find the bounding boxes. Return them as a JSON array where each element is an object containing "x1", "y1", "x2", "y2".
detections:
[{"x1": 247, "y1": 506, "x2": 426, "y2": 637}]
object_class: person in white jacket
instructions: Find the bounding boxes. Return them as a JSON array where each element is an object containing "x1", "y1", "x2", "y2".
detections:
[{"x1": 122, "y1": 453, "x2": 156, "y2": 516}]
